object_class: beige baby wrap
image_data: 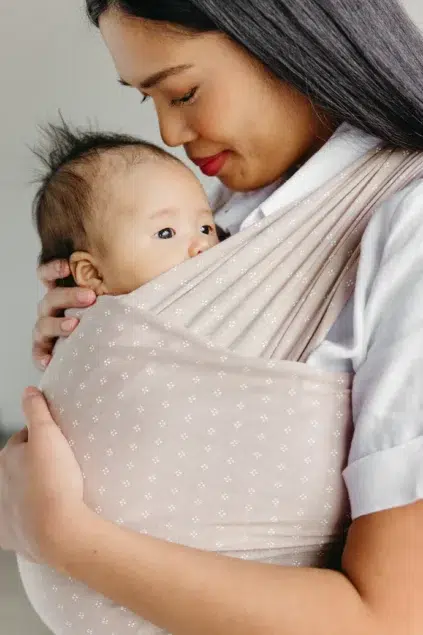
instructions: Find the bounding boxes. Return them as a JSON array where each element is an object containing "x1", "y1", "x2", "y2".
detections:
[{"x1": 18, "y1": 146, "x2": 423, "y2": 635}]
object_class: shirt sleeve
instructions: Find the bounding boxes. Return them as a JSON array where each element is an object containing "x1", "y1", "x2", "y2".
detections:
[{"x1": 343, "y1": 178, "x2": 423, "y2": 519}]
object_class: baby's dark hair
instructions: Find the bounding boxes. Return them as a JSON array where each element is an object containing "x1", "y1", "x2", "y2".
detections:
[{"x1": 33, "y1": 120, "x2": 176, "y2": 286}]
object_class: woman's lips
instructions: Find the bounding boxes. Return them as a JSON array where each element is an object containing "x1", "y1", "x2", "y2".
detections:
[{"x1": 191, "y1": 151, "x2": 229, "y2": 177}]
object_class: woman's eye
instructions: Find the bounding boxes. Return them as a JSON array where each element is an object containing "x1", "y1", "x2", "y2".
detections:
[
  {"x1": 156, "y1": 228, "x2": 176, "y2": 239},
  {"x1": 171, "y1": 87, "x2": 198, "y2": 106},
  {"x1": 200, "y1": 225, "x2": 214, "y2": 235}
]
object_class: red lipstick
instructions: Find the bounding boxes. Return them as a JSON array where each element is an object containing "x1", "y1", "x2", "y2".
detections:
[{"x1": 191, "y1": 151, "x2": 229, "y2": 177}]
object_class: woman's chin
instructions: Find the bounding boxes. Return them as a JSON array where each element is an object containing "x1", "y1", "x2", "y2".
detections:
[
  {"x1": 218, "y1": 168, "x2": 277, "y2": 193},
  {"x1": 217, "y1": 165, "x2": 255, "y2": 192}
]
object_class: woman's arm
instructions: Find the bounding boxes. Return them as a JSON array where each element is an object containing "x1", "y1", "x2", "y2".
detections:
[{"x1": 57, "y1": 500, "x2": 422, "y2": 635}]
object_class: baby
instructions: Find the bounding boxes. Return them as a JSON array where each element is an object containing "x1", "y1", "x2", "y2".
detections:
[
  {"x1": 34, "y1": 122, "x2": 223, "y2": 295},
  {"x1": 19, "y1": 122, "x2": 350, "y2": 635}
]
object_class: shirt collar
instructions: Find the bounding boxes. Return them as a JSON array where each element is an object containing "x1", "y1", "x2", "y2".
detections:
[{"x1": 258, "y1": 123, "x2": 381, "y2": 219}]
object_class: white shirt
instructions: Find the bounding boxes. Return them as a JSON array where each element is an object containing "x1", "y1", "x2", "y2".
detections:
[{"x1": 210, "y1": 123, "x2": 423, "y2": 520}]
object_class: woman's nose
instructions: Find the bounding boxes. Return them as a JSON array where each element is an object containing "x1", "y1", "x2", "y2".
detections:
[
  {"x1": 157, "y1": 106, "x2": 196, "y2": 148},
  {"x1": 188, "y1": 235, "x2": 209, "y2": 258}
]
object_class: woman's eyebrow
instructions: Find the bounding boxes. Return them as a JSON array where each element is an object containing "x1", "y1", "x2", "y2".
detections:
[{"x1": 118, "y1": 64, "x2": 193, "y2": 90}]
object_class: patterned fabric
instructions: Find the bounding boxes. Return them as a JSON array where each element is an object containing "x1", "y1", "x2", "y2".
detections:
[{"x1": 18, "y1": 146, "x2": 423, "y2": 634}]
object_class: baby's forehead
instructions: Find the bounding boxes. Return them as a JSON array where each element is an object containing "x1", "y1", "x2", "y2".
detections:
[
  {"x1": 70, "y1": 148, "x2": 134, "y2": 190},
  {"x1": 93, "y1": 149, "x2": 184, "y2": 191},
  {"x1": 87, "y1": 149, "x2": 160, "y2": 202},
  {"x1": 94, "y1": 147, "x2": 148, "y2": 177},
  {"x1": 88, "y1": 149, "x2": 210, "y2": 224},
  {"x1": 147, "y1": 205, "x2": 212, "y2": 222}
]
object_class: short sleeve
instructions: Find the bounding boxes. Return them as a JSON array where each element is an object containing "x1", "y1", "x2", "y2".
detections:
[{"x1": 343, "y1": 179, "x2": 423, "y2": 519}]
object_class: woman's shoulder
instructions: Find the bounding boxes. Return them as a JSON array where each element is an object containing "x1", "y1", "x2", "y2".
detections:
[
  {"x1": 363, "y1": 176, "x2": 423, "y2": 254},
  {"x1": 388, "y1": 175, "x2": 423, "y2": 226},
  {"x1": 346, "y1": 176, "x2": 423, "y2": 519},
  {"x1": 353, "y1": 175, "x2": 423, "y2": 366}
]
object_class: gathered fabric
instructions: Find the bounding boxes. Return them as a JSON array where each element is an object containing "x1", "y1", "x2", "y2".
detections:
[{"x1": 18, "y1": 146, "x2": 423, "y2": 635}]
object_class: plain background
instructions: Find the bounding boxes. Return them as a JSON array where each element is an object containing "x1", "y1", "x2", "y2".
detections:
[{"x1": 1, "y1": 0, "x2": 423, "y2": 432}]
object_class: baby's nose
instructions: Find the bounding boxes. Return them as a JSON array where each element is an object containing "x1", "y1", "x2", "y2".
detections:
[{"x1": 188, "y1": 235, "x2": 209, "y2": 258}]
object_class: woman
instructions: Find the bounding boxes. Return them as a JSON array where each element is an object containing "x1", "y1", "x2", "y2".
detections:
[{"x1": 1, "y1": 0, "x2": 423, "y2": 633}]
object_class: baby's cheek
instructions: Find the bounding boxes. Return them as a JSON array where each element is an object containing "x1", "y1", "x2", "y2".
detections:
[
  {"x1": 123, "y1": 252, "x2": 169, "y2": 291},
  {"x1": 101, "y1": 256, "x2": 142, "y2": 296},
  {"x1": 102, "y1": 242, "x2": 186, "y2": 295}
]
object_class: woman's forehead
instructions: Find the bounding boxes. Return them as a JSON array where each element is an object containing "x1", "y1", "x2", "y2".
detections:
[{"x1": 99, "y1": 10, "x2": 211, "y2": 86}]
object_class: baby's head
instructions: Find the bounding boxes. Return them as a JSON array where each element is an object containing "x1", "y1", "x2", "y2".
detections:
[{"x1": 33, "y1": 122, "x2": 219, "y2": 295}]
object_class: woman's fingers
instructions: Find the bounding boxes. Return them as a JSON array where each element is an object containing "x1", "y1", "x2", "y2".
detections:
[
  {"x1": 32, "y1": 342, "x2": 52, "y2": 371},
  {"x1": 0, "y1": 387, "x2": 85, "y2": 561},
  {"x1": 32, "y1": 316, "x2": 79, "y2": 369},
  {"x1": 22, "y1": 388, "x2": 55, "y2": 434},
  {"x1": 37, "y1": 286, "x2": 95, "y2": 319},
  {"x1": 32, "y1": 278, "x2": 95, "y2": 369},
  {"x1": 37, "y1": 260, "x2": 70, "y2": 290},
  {"x1": 4, "y1": 427, "x2": 29, "y2": 447},
  {"x1": 34, "y1": 315, "x2": 79, "y2": 342},
  {"x1": 33, "y1": 287, "x2": 95, "y2": 369}
]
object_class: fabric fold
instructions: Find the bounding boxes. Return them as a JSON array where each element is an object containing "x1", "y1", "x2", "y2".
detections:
[{"x1": 18, "y1": 146, "x2": 423, "y2": 635}]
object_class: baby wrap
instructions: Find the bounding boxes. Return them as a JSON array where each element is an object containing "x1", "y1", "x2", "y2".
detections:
[{"x1": 19, "y1": 147, "x2": 423, "y2": 635}]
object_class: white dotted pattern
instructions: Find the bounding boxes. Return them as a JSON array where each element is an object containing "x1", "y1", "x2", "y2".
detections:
[
  {"x1": 18, "y1": 147, "x2": 423, "y2": 634},
  {"x1": 20, "y1": 335, "x2": 352, "y2": 634}
]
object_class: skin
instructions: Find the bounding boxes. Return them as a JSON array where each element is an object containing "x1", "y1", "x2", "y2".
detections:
[
  {"x1": 2, "y1": 7, "x2": 422, "y2": 635},
  {"x1": 32, "y1": 10, "x2": 334, "y2": 367},
  {"x1": 70, "y1": 154, "x2": 218, "y2": 295},
  {"x1": 101, "y1": 10, "x2": 331, "y2": 193}
]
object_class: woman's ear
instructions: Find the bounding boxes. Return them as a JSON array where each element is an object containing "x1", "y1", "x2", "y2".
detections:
[{"x1": 69, "y1": 252, "x2": 108, "y2": 295}]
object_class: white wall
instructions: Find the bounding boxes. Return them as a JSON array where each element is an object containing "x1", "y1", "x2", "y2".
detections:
[
  {"x1": 406, "y1": 0, "x2": 423, "y2": 25},
  {"x1": 0, "y1": 0, "x2": 191, "y2": 432},
  {"x1": 0, "y1": 0, "x2": 422, "y2": 431}
]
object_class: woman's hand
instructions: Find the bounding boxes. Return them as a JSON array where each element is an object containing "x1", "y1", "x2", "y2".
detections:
[
  {"x1": 0, "y1": 388, "x2": 87, "y2": 566},
  {"x1": 33, "y1": 260, "x2": 96, "y2": 370}
]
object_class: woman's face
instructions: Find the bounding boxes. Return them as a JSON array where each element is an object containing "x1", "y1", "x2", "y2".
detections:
[{"x1": 100, "y1": 9, "x2": 334, "y2": 192}]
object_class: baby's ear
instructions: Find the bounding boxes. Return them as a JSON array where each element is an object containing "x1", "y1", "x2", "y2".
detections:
[{"x1": 69, "y1": 252, "x2": 107, "y2": 295}]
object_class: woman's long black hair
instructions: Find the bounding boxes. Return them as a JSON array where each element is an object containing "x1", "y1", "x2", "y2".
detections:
[{"x1": 87, "y1": 0, "x2": 423, "y2": 150}]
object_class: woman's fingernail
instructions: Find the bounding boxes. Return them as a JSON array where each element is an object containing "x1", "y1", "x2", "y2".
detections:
[
  {"x1": 40, "y1": 356, "x2": 51, "y2": 369},
  {"x1": 77, "y1": 290, "x2": 95, "y2": 304},
  {"x1": 24, "y1": 387, "x2": 39, "y2": 399},
  {"x1": 56, "y1": 260, "x2": 69, "y2": 277},
  {"x1": 62, "y1": 318, "x2": 78, "y2": 332}
]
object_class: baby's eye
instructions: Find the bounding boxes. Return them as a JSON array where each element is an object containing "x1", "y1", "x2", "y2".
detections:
[
  {"x1": 156, "y1": 227, "x2": 176, "y2": 239},
  {"x1": 200, "y1": 225, "x2": 214, "y2": 235}
]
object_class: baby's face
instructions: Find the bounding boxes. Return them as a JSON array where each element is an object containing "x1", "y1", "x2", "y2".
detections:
[{"x1": 97, "y1": 158, "x2": 219, "y2": 295}]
